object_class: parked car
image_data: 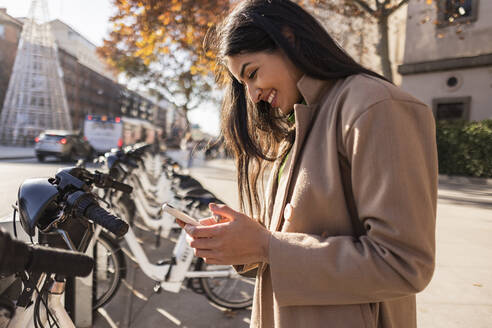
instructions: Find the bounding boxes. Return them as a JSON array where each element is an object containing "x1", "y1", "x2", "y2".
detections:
[{"x1": 34, "y1": 130, "x2": 94, "y2": 162}]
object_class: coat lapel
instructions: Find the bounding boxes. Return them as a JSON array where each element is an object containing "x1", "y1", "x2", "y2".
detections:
[
  {"x1": 268, "y1": 76, "x2": 335, "y2": 232},
  {"x1": 263, "y1": 157, "x2": 281, "y2": 230}
]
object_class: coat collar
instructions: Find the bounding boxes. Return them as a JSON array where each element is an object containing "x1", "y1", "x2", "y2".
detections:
[{"x1": 296, "y1": 75, "x2": 335, "y2": 107}]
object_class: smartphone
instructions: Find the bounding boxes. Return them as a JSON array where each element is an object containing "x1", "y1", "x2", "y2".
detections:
[{"x1": 162, "y1": 203, "x2": 202, "y2": 226}]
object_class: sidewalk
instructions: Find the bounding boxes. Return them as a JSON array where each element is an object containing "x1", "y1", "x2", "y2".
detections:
[{"x1": 0, "y1": 145, "x2": 35, "y2": 160}]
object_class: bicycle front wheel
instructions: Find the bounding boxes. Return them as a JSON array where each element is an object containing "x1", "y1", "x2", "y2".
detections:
[
  {"x1": 198, "y1": 259, "x2": 255, "y2": 309},
  {"x1": 92, "y1": 231, "x2": 126, "y2": 310}
]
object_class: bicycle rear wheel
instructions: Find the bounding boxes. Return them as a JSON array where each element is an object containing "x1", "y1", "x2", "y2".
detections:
[
  {"x1": 92, "y1": 231, "x2": 126, "y2": 310},
  {"x1": 198, "y1": 259, "x2": 255, "y2": 309}
]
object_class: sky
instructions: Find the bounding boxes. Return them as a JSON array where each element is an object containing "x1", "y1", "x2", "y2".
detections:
[
  {"x1": 0, "y1": 0, "x2": 220, "y2": 136},
  {"x1": 0, "y1": 0, "x2": 114, "y2": 46}
]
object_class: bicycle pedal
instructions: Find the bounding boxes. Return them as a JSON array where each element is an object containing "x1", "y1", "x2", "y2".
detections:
[{"x1": 153, "y1": 284, "x2": 162, "y2": 293}]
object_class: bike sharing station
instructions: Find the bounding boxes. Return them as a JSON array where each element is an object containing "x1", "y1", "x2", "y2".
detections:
[{"x1": 0, "y1": 144, "x2": 254, "y2": 327}]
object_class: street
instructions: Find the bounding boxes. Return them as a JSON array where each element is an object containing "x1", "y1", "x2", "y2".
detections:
[{"x1": 0, "y1": 157, "x2": 491, "y2": 327}]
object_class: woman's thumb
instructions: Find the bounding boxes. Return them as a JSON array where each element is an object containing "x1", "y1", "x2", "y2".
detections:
[{"x1": 209, "y1": 203, "x2": 236, "y2": 220}]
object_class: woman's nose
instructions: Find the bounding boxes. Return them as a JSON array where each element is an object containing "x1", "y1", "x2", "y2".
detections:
[{"x1": 247, "y1": 86, "x2": 262, "y2": 104}]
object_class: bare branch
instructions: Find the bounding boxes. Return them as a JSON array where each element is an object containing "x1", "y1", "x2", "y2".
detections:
[
  {"x1": 388, "y1": 0, "x2": 409, "y2": 15},
  {"x1": 351, "y1": 0, "x2": 376, "y2": 16}
]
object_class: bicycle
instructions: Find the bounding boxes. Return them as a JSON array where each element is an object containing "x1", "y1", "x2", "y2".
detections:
[{"x1": 0, "y1": 166, "x2": 129, "y2": 327}]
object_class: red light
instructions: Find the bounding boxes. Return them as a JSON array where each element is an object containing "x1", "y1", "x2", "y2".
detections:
[
  {"x1": 115, "y1": 117, "x2": 121, "y2": 123},
  {"x1": 87, "y1": 115, "x2": 93, "y2": 121},
  {"x1": 83, "y1": 136, "x2": 88, "y2": 141},
  {"x1": 59, "y1": 138, "x2": 67, "y2": 145},
  {"x1": 34, "y1": 137, "x2": 40, "y2": 143},
  {"x1": 118, "y1": 138, "x2": 123, "y2": 148}
]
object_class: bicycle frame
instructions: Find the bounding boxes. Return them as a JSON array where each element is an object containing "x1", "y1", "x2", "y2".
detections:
[
  {"x1": 90, "y1": 224, "x2": 239, "y2": 294},
  {"x1": 8, "y1": 275, "x2": 75, "y2": 328},
  {"x1": 117, "y1": 168, "x2": 179, "y2": 239}
]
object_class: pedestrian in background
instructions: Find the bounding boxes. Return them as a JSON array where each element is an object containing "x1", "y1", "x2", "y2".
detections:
[
  {"x1": 180, "y1": 131, "x2": 194, "y2": 168},
  {"x1": 180, "y1": 0, "x2": 438, "y2": 327}
]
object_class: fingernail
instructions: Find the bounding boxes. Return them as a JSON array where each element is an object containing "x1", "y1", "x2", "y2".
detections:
[
  {"x1": 184, "y1": 225, "x2": 193, "y2": 234},
  {"x1": 209, "y1": 203, "x2": 217, "y2": 210},
  {"x1": 213, "y1": 214, "x2": 221, "y2": 223}
]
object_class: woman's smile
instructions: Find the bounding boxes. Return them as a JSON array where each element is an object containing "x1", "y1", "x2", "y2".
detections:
[{"x1": 266, "y1": 89, "x2": 277, "y2": 107}]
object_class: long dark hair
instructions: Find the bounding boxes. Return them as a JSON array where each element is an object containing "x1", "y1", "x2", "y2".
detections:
[{"x1": 207, "y1": 0, "x2": 387, "y2": 221}]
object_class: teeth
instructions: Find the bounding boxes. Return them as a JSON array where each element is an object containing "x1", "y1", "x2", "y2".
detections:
[{"x1": 267, "y1": 90, "x2": 276, "y2": 105}]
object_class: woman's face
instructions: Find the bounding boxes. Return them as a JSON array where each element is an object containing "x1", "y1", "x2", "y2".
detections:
[{"x1": 226, "y1": 50, "x2": 303, "y2": 115}]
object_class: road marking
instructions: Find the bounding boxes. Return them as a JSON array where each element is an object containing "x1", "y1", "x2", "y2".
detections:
[
  {"x1": 97, "y1": 308, "x2": 118, "y2": 328},
  {"x1": 156, "y1": 308, "x2": 181, "y2": 326},
  {"x1": 207, "y1": 300, "x2": 227, "y2": 311},
  {"x1": 243, "y1": 317, "x2": 251, "y2": 324},
  {"x1": 121, "y1": 278, "x2": 148, "y2": 301},
  {"x1": 133, "y1": 221, "x2": 151, "y2": 232}
]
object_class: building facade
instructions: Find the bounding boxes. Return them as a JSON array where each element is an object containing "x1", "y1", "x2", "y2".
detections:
[
  {"x1": 399, "y1": 0, "x2": 492, "y2": 121},
  {"x1": 0, "y1": 8, "x2": 167, "y2": 135},
  {"x1": 0, "y1": 8, "x2": 22, "y2": 113},
  {"x1": 49, "y1": 19, "x2": 117, "y2": 82}
]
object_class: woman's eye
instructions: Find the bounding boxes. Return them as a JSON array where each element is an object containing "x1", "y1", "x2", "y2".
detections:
[{"x1": 248, "y1": 68, "x2": 258, "y2": 80}]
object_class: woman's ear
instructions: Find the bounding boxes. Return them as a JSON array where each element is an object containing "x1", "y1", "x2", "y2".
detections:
[{"x1": 281, "y1": 26, "x2": 296, "y2": 48}]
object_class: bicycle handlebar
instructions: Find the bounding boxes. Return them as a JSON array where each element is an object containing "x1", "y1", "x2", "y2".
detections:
[
  {"x1": 71, "y1": 192, "x2": 129, "y2": 237},
  {"x1": 0, "y1": 230, "x2": 93, "y2": 277},
  {"x1": 93, "y1": 171, "x2": 133, "y2": 193},
  {"x1": 85, "y1": 204, "x2": 128, "y2": 237}
]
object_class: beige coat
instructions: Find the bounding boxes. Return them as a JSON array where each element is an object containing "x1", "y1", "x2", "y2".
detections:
[{"x1": 239, "y1": 74, "x2": 438, "y2": 328}]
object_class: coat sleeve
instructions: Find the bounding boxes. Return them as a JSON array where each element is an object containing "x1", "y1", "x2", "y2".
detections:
[{"x1": 268, "y1": 99, "x2": 438, "y2": 306}]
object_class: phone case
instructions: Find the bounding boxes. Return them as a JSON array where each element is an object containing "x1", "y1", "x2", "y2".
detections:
[{"x1": 162, "y1": 204, "x2": 201, "y2": 226}]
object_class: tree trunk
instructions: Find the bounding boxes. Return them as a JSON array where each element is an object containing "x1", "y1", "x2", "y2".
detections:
[
  {"x1": 376, "y1": 13, "x2": 393, "y2": 82},
  {"x1": 182, "y1": 107, "x2": 191, "y2": 133}
]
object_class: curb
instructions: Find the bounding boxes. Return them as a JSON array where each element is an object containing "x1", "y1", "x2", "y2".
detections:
[
  {"x1": 0, "y1": 156, "x2": 35, "y2": 160},
  {"x1": 439, "y1": 174, "x2": 492, "y2": 186}
]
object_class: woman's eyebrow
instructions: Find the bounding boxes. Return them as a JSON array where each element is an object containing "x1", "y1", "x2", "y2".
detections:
[{"x1": 240, "y1": 62, "x2": 251, "y2": 79}]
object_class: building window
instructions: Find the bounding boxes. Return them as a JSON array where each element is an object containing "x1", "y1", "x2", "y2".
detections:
[
  {"x1": 432, "y1": 96, "x2": 471, "y2": 120},
  {"x1": 437, "y1": 0, "x2": 479, "y2": 26},
  {"x1": 0, "y1": 25, "x2": 5, "y2": 39}
]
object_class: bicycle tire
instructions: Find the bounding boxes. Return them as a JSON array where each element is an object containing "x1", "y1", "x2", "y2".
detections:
[
  {"x1": 198, "y1": 258, "x2": 254, "y2": 309},
  {"x1": 92, "y1": 231, "x2": 126, "y2": 310}
]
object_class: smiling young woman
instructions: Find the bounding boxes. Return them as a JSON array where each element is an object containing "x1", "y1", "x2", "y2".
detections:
[{"x1": 180, "y1": 1, "x2": 439, "y2": 327}]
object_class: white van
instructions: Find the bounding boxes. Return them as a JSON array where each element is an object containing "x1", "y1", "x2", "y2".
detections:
[{"x1": 83, "y1": 115, "x2": 123, "y2": 154}]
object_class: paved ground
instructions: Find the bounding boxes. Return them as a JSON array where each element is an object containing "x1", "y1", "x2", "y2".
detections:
[{"x1": 418, "y1": 181, "x2": 492, "y2": 328}]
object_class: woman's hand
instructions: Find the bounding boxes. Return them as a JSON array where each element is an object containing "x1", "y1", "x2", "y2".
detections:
[{"x1": 177, "y1": 203, "x2": 271, "y2": 265}]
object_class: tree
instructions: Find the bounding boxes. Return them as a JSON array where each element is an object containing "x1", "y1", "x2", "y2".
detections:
[
  {"x1": 97, "y1": 0, "x2": 230, "y2": 130},
  {"x1": 309, "y1": 0, "x2": 409, "y2": 82}
]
